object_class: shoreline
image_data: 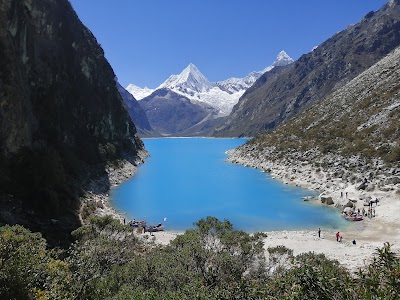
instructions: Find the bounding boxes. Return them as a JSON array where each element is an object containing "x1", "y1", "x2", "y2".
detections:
[
  {"x1": 224, "y1": 146, "x2": 400, "y2": 271},
  {"x1": 82, "y1": 142, "x2": 399, "y2": 272},
  {"x1": 81, "y1": 149, "x2": 149, "y2": 224}
]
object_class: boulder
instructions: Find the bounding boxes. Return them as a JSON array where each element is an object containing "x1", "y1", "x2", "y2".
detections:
[
  {"x1": 365, "y1": 184, "x2": 375, "y2": 192},
  {"x1": 343, "y1": 200, "x2": 354, "y2": 208},
  {"x1": 320, "y1": 196, "x2": 334, "y2": 205},
  {"x1": 357, "y1": 182, "x2": 366, "y2": 190},
  {"x1": 386, "y1": 177, "x2": 400, "y2": 185}
]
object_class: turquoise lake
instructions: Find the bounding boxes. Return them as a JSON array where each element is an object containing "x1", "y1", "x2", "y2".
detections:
[{"x1": 110, "y1": 138, "x2": 348, "y2": 232}]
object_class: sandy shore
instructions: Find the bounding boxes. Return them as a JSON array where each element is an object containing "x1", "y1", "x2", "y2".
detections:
[
  {"x1": 145, "y1": 166, "x2": 400, "y2": 272},
  {"x1": 146, "y1": 206, "x2": 399, "y2": 272},
  {"x1": 86, "y1": 146, "x2": 399, "y2": 272},
  {"x1": 223, "y1": 148, "x2": 400, "y2": 272}
]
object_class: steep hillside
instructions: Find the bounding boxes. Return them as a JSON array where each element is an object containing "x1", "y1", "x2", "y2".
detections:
[
  {"x1": 0, "y1": 0, "x2": 145, "y2": 242},
  {"x1": 228, "y1": 45, "x2": 400, "y2": 198},
  {"x1": 117, "y1": 83, "x2": 158, "y2": 137},
  {"x1": 215, "y1": 0, "x2": 400, "y2": 137}
]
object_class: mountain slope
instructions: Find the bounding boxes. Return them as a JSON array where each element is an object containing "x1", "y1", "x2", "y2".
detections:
[
  {"x1": 159, "y1": 63, "x2": 214, "y2": 94},
  {"x1": 130, "y1": 51, "x2": 293, "y2": 136},
  {"x1": 0, "y1": 0, "x2": 145, "y2": 242},
  {"x1": 117, "y1": 83, "x2": 158, "y2": 137},
  {"x1": 216, "y1": 50, "x2": 294, "y2": 94},
  {"x1": 126, "y1": 84, "x2": 154, "y2": 100},
  {"x1": 229, "y1": 44, "x2": 400, "y2": 195},
  {"x1": 248, "y1": 45, "x2": 400, "y2": 163},
  {"x1": 128, "y1": 51, "x2": 294, "y2": 117},
  {"x1": 215, "y1": 1, "x2": 400, "y2": 137},
  {"x1": 139, "y1": 88, "x2": 219, "y2": 136}
]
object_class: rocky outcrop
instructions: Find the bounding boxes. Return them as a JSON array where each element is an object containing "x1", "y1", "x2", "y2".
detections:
[
  {"x1": 215, "y1": 1, "x2": 400, "y2": 137},
  {"x1": 320, "y1": 196, "x2": 334, "y2": 205},
  {"x1": 0, "y1": 0, "x2": 145, "y2": 243}
]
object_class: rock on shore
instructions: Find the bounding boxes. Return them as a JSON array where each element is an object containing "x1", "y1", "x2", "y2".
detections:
[{"x1": 226, "y1": 145, "x2": 399, "y2": 213}]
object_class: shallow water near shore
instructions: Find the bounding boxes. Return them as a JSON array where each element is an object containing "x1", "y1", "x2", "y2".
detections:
[{"x1": 110, "y1": 138, "x2": 348, "y2": 232}]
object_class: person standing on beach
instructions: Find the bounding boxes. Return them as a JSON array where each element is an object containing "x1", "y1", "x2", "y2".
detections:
[
  {"x1": 318, "y1": 228, "x2": 321, "y2": 238},
  {"x1": 336, "y1": 232, "x2": 340, "y2": 242}
]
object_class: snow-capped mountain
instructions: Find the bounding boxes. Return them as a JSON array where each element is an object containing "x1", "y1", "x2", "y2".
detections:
[
  {"x1": 126, "y1": 84, "x2": 154, "y2": 100},
  {"x1": 127, "y1": 51, "x2": 294, "y2": 116},
  {"x1": 158, "y1": 63, "x2": 214, "y2": 94},
  {"x1": 271, "y1": 50, "x2": 294, "y2": 67},
  {"x1": 216, "y1": 51, "x2": 294, "y2": 94}
]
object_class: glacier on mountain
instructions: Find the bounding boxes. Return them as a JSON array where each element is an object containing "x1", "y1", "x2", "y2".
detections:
[
  {"x1": 158, "y1": 63, "x2": 214, "y2": 93},
  {"x1": 127, "y1": 51, "x2": 294, "y2": 115},
  {"x1": 126, "y1": 84, "x2": 154, "y2": 100}
]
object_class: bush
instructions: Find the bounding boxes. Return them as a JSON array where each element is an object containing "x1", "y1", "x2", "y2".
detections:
[
  {"x1": 355, "y1": 242, "x2": 400, "y2": 299},
  {"x1": 0, "y1": 218, "x2": 399, "y2": 299},
  {"x1": 0, "y1": 225, "x2": 49, "y2": 299}
]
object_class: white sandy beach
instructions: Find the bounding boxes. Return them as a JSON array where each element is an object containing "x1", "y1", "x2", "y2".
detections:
[
  {"x1": 93, "y1": 151, "x2": 399, "y2": 273},
  {"x1": 145, "y1": 182, "x2": 400, "y2": 272}
]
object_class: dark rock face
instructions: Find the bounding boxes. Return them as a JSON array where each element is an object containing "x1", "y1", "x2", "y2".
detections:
[
  {"x1": 140, "y1": 88, "x2": 219, "y2": 136},
  {"x1": 117, "y1": 82, "x2": 157, "y2": 137},
  {"x1": 215, "y1": 1, "x2": 400, "y2": 137},
  {"x1": 0, "y1": 0, "x2": 144, "y2": 243}
]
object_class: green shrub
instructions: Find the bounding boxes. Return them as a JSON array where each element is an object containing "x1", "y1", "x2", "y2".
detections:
[
  {"x1": 1, "y1": 218, "x2": 399, "y2": 299},
  {"x1": 0, "y1": 225, "x2": 49, "y2": 299}
]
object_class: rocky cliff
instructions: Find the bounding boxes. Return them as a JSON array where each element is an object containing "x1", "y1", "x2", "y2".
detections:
[
  {"x1": 0, "y1": 0, "x2": 145, "y2": 243},
  {"x1": 215, "y1": 0, "x2": 400, "y2": 137}
]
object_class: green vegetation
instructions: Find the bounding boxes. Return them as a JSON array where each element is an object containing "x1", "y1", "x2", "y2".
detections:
[{"x1": 0, "y1": 216, "x2": 399, "y2": 299}]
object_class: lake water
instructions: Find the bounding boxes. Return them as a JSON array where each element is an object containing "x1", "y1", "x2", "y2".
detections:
[{"x1": 110, "y1": 138, "x2": 348, "y2": 232}]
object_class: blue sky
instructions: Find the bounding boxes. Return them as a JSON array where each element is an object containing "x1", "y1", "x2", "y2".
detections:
[{"x1": 69, "y1": 0, "x2": 387, "y2": 88}]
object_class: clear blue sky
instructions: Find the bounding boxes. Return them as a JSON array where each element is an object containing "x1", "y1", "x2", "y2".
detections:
[{"x1": 69, "y1": 0, "x2": 387, "y2": 88}]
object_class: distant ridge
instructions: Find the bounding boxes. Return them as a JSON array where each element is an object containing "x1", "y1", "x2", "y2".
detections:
[
  {"x1": 214, "y1": 1, "x2": 400, "y2": 137},
  {"x1": 127, "y1": 51, "x2": 293, "y2": 136},
  {"x1": 127, "y1": 51, "x2": 293, "y2": 116},
  {"x1": 249, "y1": 44, "x2": 400, "y2": 164},
  {"x1": 228, "y1": 44, "x2": 400, "y2": 203}
]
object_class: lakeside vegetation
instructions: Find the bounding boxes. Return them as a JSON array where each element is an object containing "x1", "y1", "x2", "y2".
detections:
[{"x1": 1, "y1": 215, "x2": 399, "y2": 299}]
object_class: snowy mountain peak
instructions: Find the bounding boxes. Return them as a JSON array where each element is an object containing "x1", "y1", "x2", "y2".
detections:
[
  {"x1": 219, "y1": 50, "x2": 294, "y2": 94},
  {"x1": 126, "y1": 84, "x2": 154, "y2": 100},
  {"x1": 127, "y1": 51, "x2": 294, "y2": 115},
  {"x1": 272, "y1": 50, "x2": 294, "y2": 67},
  {"x1": 158, "y1": 63, "x2": 213, "y2": 93}
]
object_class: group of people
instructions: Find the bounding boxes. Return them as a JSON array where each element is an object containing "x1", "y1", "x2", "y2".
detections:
[
  {"x1": 361, "y1": 207, "x2": 376, "y2": 218},
  {"x1": 318, "y1": 228, "x2": 356, "y2": 245}
]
